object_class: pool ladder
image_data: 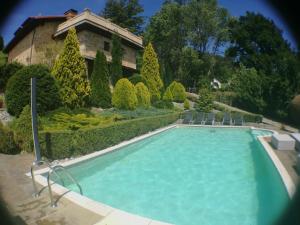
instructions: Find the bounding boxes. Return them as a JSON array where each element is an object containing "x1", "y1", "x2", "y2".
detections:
[{"x1": 31, "y1": 161, "x2": 83, "y2": 207}]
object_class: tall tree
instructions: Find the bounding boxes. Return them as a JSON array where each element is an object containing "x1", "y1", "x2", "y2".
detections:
[
  {"x1": 110, "y1": 34, "x2": 123, "y2": 85},
  {"x1": 102, "y1": 0, "x2": 144, "y2": 34},
  {"x1": 141, "y1": 43, "x2": 163, "y2": 102},
  {"x1": 52, "y1": 28, "x2": 90, "y2": 108},
  {"x1": 226, "y1": 12, "x2": 300, "y2": 118},
  {"x1": 90, "y1": 51, "x2": 112, "y2": 108},
  {"x1": 183, "y1": 0, "x2": 230, "y2": 54},
  {"x1": 144, "y1": 2, "x2": 185, "y2": 85}
]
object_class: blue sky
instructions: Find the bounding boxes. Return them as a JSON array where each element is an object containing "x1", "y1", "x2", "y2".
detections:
[{"x1": 0, "y1": 0, "x2": 297, "y2": 49}]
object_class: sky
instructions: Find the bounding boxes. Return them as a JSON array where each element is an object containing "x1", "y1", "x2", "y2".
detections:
[{"x1": 0, "y1": 0, "x2": 297, "y2": 49}]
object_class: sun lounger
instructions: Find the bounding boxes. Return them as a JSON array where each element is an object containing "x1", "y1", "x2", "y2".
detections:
[
  {"x1": 204, "y1": 113, "x2": 215, "y2": 125},
  {"x1": 233, "y1": 115, "x2": 244, "y2": 126},
  {"x1": 271, "y1": 134, "x2": 295, "y2": 150},
  {"x1": 222, "y1": 112, "x2": 231, "y2": 125},
  {"x1": 182, "y1": 111, "x2": 193, "y2": 124},
  {"x1": 290, "y1": 133, "x2": 300, "y2": 151},
  {"x1": 194, "y1": 112, "x2": 205, "y2": 124}
]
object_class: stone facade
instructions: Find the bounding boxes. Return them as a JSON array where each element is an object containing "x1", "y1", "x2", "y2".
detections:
[
  {"x1": 7, "y1": 9, "x2": 142, "y2": 72},
  {"x1": 8, "y1": 22, "x2": 61, "y2": 65}
]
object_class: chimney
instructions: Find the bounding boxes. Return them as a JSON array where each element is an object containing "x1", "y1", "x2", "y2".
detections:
[{"x1": 64, "y1": 9, "x2": 78, "y2": 19}]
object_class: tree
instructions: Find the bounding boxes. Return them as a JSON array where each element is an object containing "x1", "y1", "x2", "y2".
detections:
[
  {"x1": 183, "y1": 0, "x2": 230, "y2": 54},
  {"x1": 196, "y1": 88, "x2": 213, "y2": 112},
  {"x1": 144, "y1": 2, "x2": 185, "y2": 85},
  {"x1": 168, "y1": 81, "x2": 186, "y2": 102},
  {"x1": 111, "y1": 34, "x2": 123, "y2": 85},
  {"x1": 226, "y1": 12, "x2": 300, "y2": 118},
  {"x1": 90, "y1": 51, "x2": 112, "y2": 108},
  {"x1": 0, "y1": 35, "x2": 3, "y2": 51},
  {"x1": 141, "y1": 43, "x2": 163, "y2": 102},
  {"x1": 102, "y1": 0, "x2": 144, "y2": 34},
  {"x1": 52, "y1": 28, "x2": 90, "y2": 108},
  {"x1": 135, "y1": 82, "x2": 150, "y2": 108},
  {"x1": 112, "y1": 78, "x2": 137, "y2": 110},
  {"x1": 163, "y1": 87, "x2": 173, "y2": 102},
  {"x1": 0, "y1": 62, "x2": 23, "y2": 92},
  {"x1": 231, "y1": 64, "x2": 265, "y2": 113}
]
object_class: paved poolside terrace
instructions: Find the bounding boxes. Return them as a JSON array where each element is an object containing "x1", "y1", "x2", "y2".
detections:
[{"x1": 0, "y1": 121, "x2": 299, "y2": 225}]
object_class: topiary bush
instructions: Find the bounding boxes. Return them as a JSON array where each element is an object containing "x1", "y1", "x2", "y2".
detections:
[
  {"x1": 184, "y1": 99, "x2": 190, "y2": 110},
  {"x1": 196, "y1": 88, "x2": 214, "y2": 112},
  {"x1": 0, "y1": 122, "x2": 19, "y2": 154},
  {"x1": 168, "y1": 81, "x2": 186, "y2": 102},
  {"x1": 112, "y1": 78, "x2": 137, "y2": 110},
  {"x1": 0, "y1": 62, "x2": 23, "y2": 92},
  {"x1": 163, "y1": 87, "x2": 173, "y2": 102},
  {"x1": 135, "y1": 82, "x2": 151, "y2": 108},
  {"x1": 128, "y1": 73, "x2": 147, "y2": 85},
  {"x1": 5, "y1": 64, "x2": 61, "y2": 117},
  {"x1": 289, "y1": 95, "x2": 300, "y2": 126}
]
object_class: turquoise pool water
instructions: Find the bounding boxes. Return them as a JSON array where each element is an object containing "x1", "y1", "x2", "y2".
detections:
[{"x1": 60, "y1": 127, "x2": 289, "y2": 225}]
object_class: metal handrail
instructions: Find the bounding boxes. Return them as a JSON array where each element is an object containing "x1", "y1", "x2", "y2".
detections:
[
  {"x1": 30, "y1": 160, "x2": 64, "y2": 197},
  {"x1": 47, "y1": 165, "x2": 83, "y2": 207}
]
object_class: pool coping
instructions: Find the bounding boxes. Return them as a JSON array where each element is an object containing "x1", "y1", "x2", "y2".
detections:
[{"x1": 27, "y1": 124, "x2": 295, "y2": 225}]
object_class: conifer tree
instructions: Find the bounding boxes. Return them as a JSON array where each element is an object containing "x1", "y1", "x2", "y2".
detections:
[
  {"x1": 90, "y1": 51, "x2": 112, "y2": 108},
  {"x1": 163, "y1": 86, "x2": 173, "y2": 102},
  {"x1": 141, "y1": 42, "x2": 163, "y2": 102},
  {"x1": 52, "y1": 28, "x2": 90, "y2": 108},
  {"x1": 111, "y1": 34, "x2": 123, "y2": 85},
  {"x1": 135, "y1": 82, "x2": 151, "y2": 108},
  {"x1": 112, "y1": 78, "x2": 137, "y2": 110}
]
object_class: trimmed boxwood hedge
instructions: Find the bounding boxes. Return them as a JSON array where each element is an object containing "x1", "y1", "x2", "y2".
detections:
[{"x1": 39, "y1": 113, "x2": 180, "y2": 159}]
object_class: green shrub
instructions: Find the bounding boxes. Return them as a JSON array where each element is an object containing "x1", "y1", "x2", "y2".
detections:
[
  {"x1": 153, "y1": 100, "x2": 174, "y2": 109},
  {"x1": 289, "y1": 95, "x2": 300, "y2": 125},
  {"x1": 0, "y1": 122, "x2": 19, "y2": 154},
  {"x1": 90, "y1": 51, "x2": 111, "y2": 108},
  {"x1": 0, "y1": 95, "x2": 4, "y2": 108},
  {"x1": 12, "y1": 105, "x2": 40, "y2": 152},
  {"x1": 5, "y1": 64, "x2": 61, "y2": 116},
  {"x1": 196, "y1": 88, "x2": 214, "y2": 112},
  {"x1": 169, "y1": 81, "x2": 186, "y2": 102},
  {"x1": 39, "y1": 113, "x2": 180, "y2": 159},
  {"x1": 128, "y1": 74, "x2": 147, "y2": 85},
  {"x1": 0, "y1": 62, "x2": 23, "y2": 92},
  {"x1": 184, "y1": 99, "x2": 190, "y2": 110},
  {"x1": 135, "y1": 82, "x2": 151, "y2": 108},
  {"x1": 112, "y1": 78, "x2": 137, "y2": 110},
  {"x1": 162, "y1": 87, "x2": 173, "y2": 102}
]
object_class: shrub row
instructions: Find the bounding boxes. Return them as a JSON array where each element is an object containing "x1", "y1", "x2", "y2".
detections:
[
  {"x1": 39, "y1": 113, "x2": 180, "y2": 159},
  {"x1": 213, "y1": 103, "x2": 263, "y2": 123}
]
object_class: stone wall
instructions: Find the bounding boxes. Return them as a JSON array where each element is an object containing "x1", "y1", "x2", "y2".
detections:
[
  {"x1": 77, "y1": 30, "x2": 136, "y2": 69},
  {"x1": 8, "y1": 22, "x2": 61, "y2": 65}
]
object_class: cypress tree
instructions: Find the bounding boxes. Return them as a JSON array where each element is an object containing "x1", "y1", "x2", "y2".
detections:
[
  {"x1": 52, "y1": 28, "x2": 90, "y2": 108},
  {"x1": 111, "y1": 34, "x2": 123, "y2": 85},
  {"x1": 90, "y1": 51, "x2": 112, "y2": 108},
  {"x1": 141, "y1": 42, "x2": 163, "y2": 102}
]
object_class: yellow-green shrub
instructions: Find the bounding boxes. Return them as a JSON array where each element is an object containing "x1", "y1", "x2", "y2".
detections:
[
  {"x1": 184, "y1": 99, "x2": 190, "y2": 110},
  {"x1": 163, "y1": 87, "x2": 173, "y2": 102},
  {"x1": 169, "y1": 81, "x2": 186, "y2": 102},
  {"x1": 135, "y1": 82, "x2": 151, "y2": 108},
  {"x1": 112, "y1": 78, "x2": 137, "y2": 110}
]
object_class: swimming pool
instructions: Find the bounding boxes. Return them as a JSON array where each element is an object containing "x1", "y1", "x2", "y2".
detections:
[{"x1": 51, "y1": 127, "x2": 289, "y2": 225}]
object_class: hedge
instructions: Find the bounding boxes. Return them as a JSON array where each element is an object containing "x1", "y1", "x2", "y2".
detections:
[
  {"x1": 213, "y1": 103, "x2": 263, "y2": 123},
  {"x1": 39, "y1": 113, "x2": 180, "y2": 159}
]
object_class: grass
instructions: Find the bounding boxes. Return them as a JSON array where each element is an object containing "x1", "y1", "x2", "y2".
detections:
[{"x1": 40, "y1": 107, "x2": 178, "y2": 132}]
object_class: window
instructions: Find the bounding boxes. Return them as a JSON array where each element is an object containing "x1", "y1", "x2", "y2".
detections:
[{"x1": 104, "y1": 41, "x2": 110, "y2": 52}]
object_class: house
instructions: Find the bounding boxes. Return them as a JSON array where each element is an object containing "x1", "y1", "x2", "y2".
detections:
[{"x1": 4, "y1": 9, "x2": 143, "y2": 76}]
